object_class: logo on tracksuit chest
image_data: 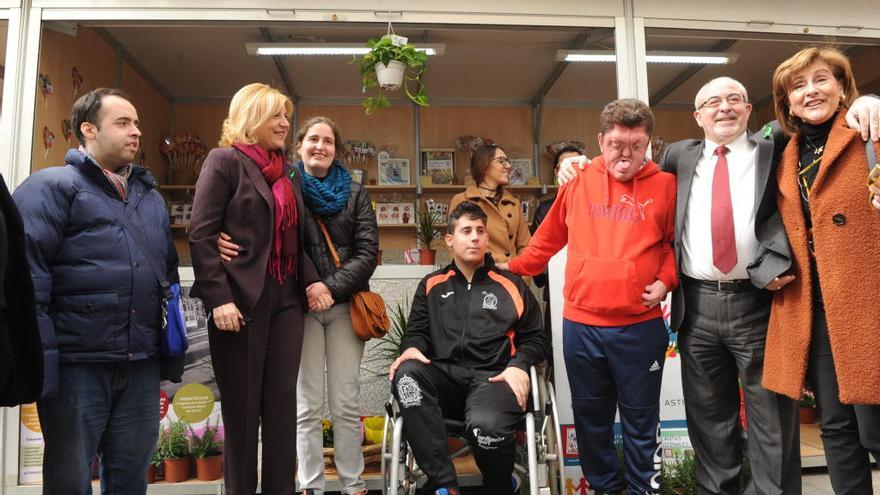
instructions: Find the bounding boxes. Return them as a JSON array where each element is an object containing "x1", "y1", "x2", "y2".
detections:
[{"x1": 482, "y1": 291, "x2": 498, "y2": 310}]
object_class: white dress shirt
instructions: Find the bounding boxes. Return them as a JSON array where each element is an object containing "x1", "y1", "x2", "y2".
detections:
[{"x1": 681, "y1": 132, "x2": 759, "y2": 280}]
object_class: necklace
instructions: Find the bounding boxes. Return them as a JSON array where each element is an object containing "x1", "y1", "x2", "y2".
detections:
[
  {"x1": 797, "y1": 143, "x2": 825, "y2": 202},
  {"x1": 803, "y1": 133, "x2": 825, "y2": 156}
]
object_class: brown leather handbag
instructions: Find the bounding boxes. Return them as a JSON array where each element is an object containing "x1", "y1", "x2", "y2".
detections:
[{"x1": 316, "y1": 220, "x2": 390, "y2": 341}]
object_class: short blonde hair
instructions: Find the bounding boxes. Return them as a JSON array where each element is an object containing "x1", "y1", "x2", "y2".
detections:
[
  {"x1": 772, "y1": 46, "x2": 858, "y2": 136},
  {"x1": 219, "y1": 83, "x2": 293, "y2": 147}
]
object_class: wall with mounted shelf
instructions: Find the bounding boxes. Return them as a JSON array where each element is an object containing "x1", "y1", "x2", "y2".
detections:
[{"x1": 30, "y1": 27, "x2": 171, "y2": 180}]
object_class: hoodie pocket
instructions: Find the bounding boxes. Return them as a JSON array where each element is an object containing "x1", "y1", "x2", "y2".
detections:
[{"x1": 564, "y1": 257, "x2": 640, "y2": 313}]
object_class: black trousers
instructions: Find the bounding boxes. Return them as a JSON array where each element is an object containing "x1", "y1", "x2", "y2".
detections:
[
  {"x1": 208, "y1": 277, "x2": 304, "y2": 495},
  {"x1": 808, "y1": 304, "x2": 880, "y2": 495},
  {"x1": 392, "y1": 361, "x2": 523, "y2": 494},
  {"x1": 679, "y1": 281, "x2": 800, "y2": 495}
]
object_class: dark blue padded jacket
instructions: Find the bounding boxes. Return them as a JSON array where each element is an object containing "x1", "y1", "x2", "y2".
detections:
[{"x1": 13, "y1": 149, "x2": 179, "y2": 397}]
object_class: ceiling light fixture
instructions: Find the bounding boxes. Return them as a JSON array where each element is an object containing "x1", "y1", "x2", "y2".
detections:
[
  {"x1": 558, "y1": 50, "x2": 738, "y2": 64},
  {"x1": 246, "y1": 42, "x2": 444, "y2": 56}
]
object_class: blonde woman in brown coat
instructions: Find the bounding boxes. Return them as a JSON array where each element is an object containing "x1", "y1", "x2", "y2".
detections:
[
  {"x1": 449, "y1": 144, "x2": 531, "y2": 264},
  {"x1": 764, "y1": 46, "x2": 880, "y2": 493}
]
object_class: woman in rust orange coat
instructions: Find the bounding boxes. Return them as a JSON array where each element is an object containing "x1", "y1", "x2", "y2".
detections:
[{"x1": 763, "y1": 47, "x2": 880, "y2": 494}]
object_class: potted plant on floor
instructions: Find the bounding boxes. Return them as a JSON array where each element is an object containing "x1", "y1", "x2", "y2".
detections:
[
  {"x1": 799, "y1": 388, "x2": 817, "y2": 424},
  {"x1": 415, "y1": 209, "x2": 443, "y2": 265},
  {"x1": 147, "y1": 447, "x2": 163, "y2": 483},
  {"x1": 159, "y1": 418, "x2": 192, "y2": 483},
  {"x1": 190, "y1": 418, "x2": 224, "y2": 481},
  {"x1": 354, "y1": 35, "x2": 429, "y2": 114}
]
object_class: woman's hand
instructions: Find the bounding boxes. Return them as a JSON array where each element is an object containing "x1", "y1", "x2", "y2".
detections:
[
  {"x1": 217, "y1": 232, "x2": 240, "y2": 262},
  {"x1": 870, "y1": 184, "x2": 880, "y2": 211},
  {"x1": 306, "y1": 282, "x2": 334, "y2": 312},
  {"x1": 213, "y1": 302, "x2": 245, "y2": 332}
]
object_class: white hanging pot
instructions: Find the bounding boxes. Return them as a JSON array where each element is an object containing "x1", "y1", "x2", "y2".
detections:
[{"x1": 375, "y1": 60, "x2": 406, "y2": 90}]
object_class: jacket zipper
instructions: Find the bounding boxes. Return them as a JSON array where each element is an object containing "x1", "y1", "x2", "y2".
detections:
[{"x1": 458, "y1": 282, "x2": 472, "y2": 362}]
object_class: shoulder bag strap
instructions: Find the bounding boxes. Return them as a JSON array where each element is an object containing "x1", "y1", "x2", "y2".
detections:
[
  {"x1": 94, "y1": 191, "x2": 172, "y2": 300},
  {"x1": 316, "y1": 218, "x2": 342, "y2": 269}
]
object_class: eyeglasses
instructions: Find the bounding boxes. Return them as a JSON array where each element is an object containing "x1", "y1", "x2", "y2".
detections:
[
  {"x1": 698, "y1": 93, "x2": 746, "y2": 110},
  {"x1": 493, "y1": 157, "x2": 511, "y2": 166}
]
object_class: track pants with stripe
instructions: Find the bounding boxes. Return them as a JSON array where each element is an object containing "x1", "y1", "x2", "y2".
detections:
[
  {"x1": 392, "y1": 360, "x2": 523, "y2": 494},
  {"x1": 563, "y1": 317, "x2": 668, "y2": 494}
]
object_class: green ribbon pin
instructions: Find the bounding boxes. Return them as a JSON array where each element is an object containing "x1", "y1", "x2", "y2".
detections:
[{"x1": 762, "y1": 125, "x2": 772, "y2": 139}]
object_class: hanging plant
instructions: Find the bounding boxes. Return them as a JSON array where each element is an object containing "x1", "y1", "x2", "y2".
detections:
[{"x1": 354, "y1": 34, "x2": 429, "y2": 115}]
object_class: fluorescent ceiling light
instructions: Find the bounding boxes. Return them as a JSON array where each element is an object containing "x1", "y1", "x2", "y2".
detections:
[
  {"x1": 558, "y1": 50, "x2": 737, "y2": 64},
  {"x1": 246, "y1": 43, "x2": 444, "y2": 56}
]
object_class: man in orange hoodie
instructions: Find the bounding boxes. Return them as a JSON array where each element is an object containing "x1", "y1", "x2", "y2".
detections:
[{"x1": 499, "y1": 98, "x2": 676, "y2": 495}]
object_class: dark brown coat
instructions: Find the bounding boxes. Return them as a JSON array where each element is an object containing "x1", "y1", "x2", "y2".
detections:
[
  {"x1": 189, "y1": 147, "x2": 318, "y2": 315},
  {"x1": 763, "y1": 112, "x2": 880, "y2": 404}
]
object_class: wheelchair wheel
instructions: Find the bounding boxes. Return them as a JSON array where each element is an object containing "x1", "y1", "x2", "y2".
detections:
[
  {"x1": 381, "y1": 411, "x2": 419, "y2": 495},
  {"x1": 542, "y1": 380, "x2": 565, "y2": 495}
]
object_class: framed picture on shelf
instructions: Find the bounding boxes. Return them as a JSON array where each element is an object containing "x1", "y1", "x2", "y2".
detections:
[
  {"x1": 350, "y1": 168, "x2": 366, "y2": 185},
  {"x1": 508, "y1": 158, "x2": 532, "y2": 186},
  {"x1": 421, "y1": 148, "x2": 455, "y2": 185},
  {"x1": 378, "y1": 158, "x2": 410, "y2": 185}
]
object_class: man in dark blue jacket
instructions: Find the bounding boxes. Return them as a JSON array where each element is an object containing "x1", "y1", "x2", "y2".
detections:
[
  {"x1": 13, "y1": 88, "x2": 179, "y2": 495},
  {"x1": 388, "y1": 201, "x2": 545, "y2": 495}
]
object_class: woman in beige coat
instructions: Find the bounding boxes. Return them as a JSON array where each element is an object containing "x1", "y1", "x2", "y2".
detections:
[{"x1": 449, "y1": 144, "x2": 530, "y2": 264}]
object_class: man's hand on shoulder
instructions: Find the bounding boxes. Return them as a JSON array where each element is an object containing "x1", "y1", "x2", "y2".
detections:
[
  {"x1": 556, "y1": 155, "x2": 591, "y2": 185},
  {"x1": 846, "y1": 95, "x2": 880, "y2": 142},
  {"x1": 389, "y1": 347, "x2": 431, "y2": 381},
  {"x1": 488, "y1": 366, "x2": 530, "y2": 411}
]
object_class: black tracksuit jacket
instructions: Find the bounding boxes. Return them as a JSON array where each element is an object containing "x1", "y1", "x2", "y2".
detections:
[{"x1": 400, "y1": 255, "x2": 545, "y2": 373}]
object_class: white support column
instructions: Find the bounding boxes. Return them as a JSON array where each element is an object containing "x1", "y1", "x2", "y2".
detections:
[
  {"x1": 614, "y1": 0, "x2": 649, "y2": 103},
  {"x1": 0, "y1": 4, "x2": 41, "y2": 189}
]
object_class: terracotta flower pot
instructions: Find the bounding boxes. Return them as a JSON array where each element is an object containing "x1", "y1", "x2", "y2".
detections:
[
  {"x1": 419, "y1": 249, "x2": 436, "y2": 265},
  {"x1": 195, "y1": 454, "x2": 223, "y2": 481},
  {"x1": 799, "y1": 406, "x2": 817, "y2": 424},
  {"x1": 146, "y1": 464, "x2": 158, "y2": 484},
  {"x1": 163, "y1": 457, "x2": 191, "y2": 483}
]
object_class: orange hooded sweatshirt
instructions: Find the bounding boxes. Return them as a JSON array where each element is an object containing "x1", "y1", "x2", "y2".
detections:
[{"x1": 509, "y1": 155, "x2": 677, "y2": 327}]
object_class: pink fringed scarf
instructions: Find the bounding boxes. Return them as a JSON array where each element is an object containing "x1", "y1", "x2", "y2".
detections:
[{"x1": 233, "y1": 143, "x2": 298, "y2": 283}]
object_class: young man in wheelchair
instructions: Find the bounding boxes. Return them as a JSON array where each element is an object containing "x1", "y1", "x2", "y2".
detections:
[{"x1": 388, "y1": 201, "x2": 545, "y2": 495}]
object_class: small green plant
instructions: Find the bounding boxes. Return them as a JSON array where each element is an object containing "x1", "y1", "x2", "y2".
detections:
[
  {"x1": 415, "y1": 209, "x2": 443, "y2": 250},
  {"x1": 150, "y1": 445, "x2": 164, "y2": 468},
  {"x1": 799, "y1": 388, "x2": 816, "y2": 408},
  {"x1": 354, "y1": 35, "x2": 429, "y2": 114},
  {"x1": 659, "y1": 450, "x2": 697, "y2": 495},
  {"x1": 361, "y1": 300, "x2": 409, "y2": 378},
  {"x1": 189, "y1": 418, "x2": 223, "y2": 459},
  {"x1": 158, "y1": 418, "x2": 191, "y2": 460}
]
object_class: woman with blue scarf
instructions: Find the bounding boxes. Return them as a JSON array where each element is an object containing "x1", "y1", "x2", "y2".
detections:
[{"x1": 219, "y1": 116, "x2": 379, "y2": 495}]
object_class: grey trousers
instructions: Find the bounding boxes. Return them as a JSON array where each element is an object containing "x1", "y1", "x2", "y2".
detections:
[{"x1": 679, "y1": 281, "x2": 800, "y2": 495}]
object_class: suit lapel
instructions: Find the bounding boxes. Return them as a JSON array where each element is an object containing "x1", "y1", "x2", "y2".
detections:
[
  {"x1": 752, "y1": 132, "x2": 773, "y2": 215},
  {"x1": 239, "y1": 151, "x2": 275, "y2": 213},
  {"x1": 676, "y1": 141, "x2": 703, "y2": 242}
]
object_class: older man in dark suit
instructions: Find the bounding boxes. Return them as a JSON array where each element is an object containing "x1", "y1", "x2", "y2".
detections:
[{"x1": 660, "y1": 77, "x2": 799, "y2": 495}]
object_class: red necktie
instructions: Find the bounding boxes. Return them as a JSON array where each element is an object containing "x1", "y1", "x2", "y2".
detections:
[{"x1": 711, "y1": 145, "x2": 737, "y2": 273}]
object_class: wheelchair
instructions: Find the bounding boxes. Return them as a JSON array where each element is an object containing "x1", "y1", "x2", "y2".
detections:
[{"x1": 380, "y1": 365, "x2": 564, "y2": 494}]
